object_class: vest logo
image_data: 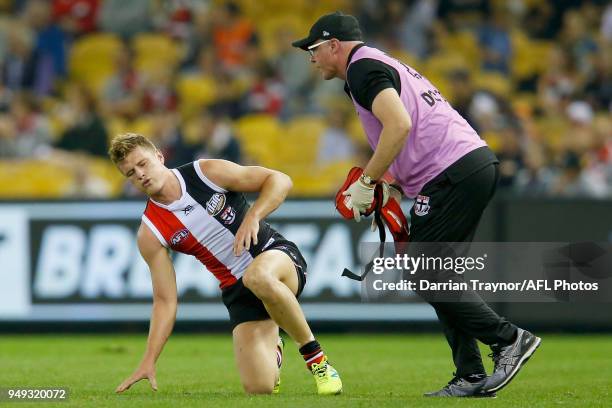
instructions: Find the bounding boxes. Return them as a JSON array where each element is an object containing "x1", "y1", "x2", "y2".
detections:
[
  {"x1": 414, "y1": 195, "x2": 430, "y2": 216},
  {"x1": 206, "y1": 193, "x2": 226, "y2": 216},
  {"x1": 220, "y1": 206, "x2": 236, "y2": 225},
  {"x1": 262, "y1": 237, "x2": 275, "y2": 250},
  {"x1": 183, "y1": 205, "x2": 194, "y2": 216},
  {"x1": 170, "y1": 229, "x2": 190, "y2": 246}
]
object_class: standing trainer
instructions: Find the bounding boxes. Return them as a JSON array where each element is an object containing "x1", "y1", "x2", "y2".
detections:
[{"x1": 293, "y1": 11, "x2": 541, "y2": 398}]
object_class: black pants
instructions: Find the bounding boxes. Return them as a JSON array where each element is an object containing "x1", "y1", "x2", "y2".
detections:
[{"x1": 409, "y1": 162, "x2": 518, "y2": 378}]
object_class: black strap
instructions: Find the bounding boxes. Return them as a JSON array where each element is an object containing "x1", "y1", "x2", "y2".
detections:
[{"x1": 342, "y1": 184, "x2": 386, "y2": 281}]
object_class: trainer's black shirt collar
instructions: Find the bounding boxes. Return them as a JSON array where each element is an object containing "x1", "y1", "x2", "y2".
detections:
[
  {"x1": 344, "y1": 43, "x2": 365, "y2": 97},
  {"x1": 346, "y1": 43, "x2": 365, "y2": 69}
]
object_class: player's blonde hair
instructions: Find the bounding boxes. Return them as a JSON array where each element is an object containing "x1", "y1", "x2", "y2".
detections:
[{"x1": 108, "y1": 133, "x2": 157, "y2": 164}]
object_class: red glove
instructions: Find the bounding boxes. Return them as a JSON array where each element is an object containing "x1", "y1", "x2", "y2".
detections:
[{"x1": 335, "y1": 167, "x2": 410, "y2": 243}]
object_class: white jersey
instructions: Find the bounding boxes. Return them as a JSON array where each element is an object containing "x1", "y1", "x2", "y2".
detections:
[{"x1": 142, "y1": 161, "x2": 277, "y2": 289}]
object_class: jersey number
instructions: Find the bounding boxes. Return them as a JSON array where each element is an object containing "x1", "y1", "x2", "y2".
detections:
[{"x1": 390, "y1": 54, "x2": 447, "y2": 107}]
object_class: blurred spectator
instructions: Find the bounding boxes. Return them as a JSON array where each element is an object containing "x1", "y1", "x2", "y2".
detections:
[
  {"x1": 0, "y1": 92, "x2": 51, "y2": 158},
  {"x1": 317, "y1": 110, "x2": 355, "y2": 164},
  {"x1": 183, "y1": 43, "x2": 217, "y2": 76},
  {"x1": 242, "y1": 60, "x2": 284, "y2": 116},
  {"x1": 537, "y1": 46, "x2": 578, "y2": 115},
  {"x1": 98, "y1": 0, "x2": 152, "y2": 39},
  {"x1": 52, "y1": 0, "x2": 99, "y2": 36},
  {"x1": 563, "y1": 101, "x2": 596, "y2": 156},
  {"x1": 191, "y1": 109, "x2": 241, "y2": 163},
  {"x1": 437, "y1": 0, "x2": 489, "y2": 31},
  {"x1": 552, "y1": 150, "x2": 609, "y2": 198},
  {"x1": 100, "y1": 42, "x2": 143, "y2": 119},
  {"x1": 148, "y1": 111, "x2": 193, "y2": 168},
  {"x1": 0, "y1": 114, "x2": 16, "y2": 156},
  {"x1": 383, "y1": 0, "x2": 437, "y2": 59},
  {"x1": 152, "y1": 0, "x2": 209, "y2": 40},
  {"x1": 603, "y1": 3, "x2": 612, "y2": 41},
  {"x1": 211, "y1": 1, "x2": 258, "y2": 73},
  {"x1": 496, "y1": 126, "x2": 525, "y2": 190},
  {"x1": 477, "y1": 7, "x2": 512, "y2": 74},
  {"x1": 141, "y1": 67, "x2": 178, "y2": 113},
  {"x1": 181, "y1": 6, "x2": 213, "y2": 69},
  {"x1": 560, "y1": 10, "x2": 598, "y2": 77},
  {"x1": 209, "y1": 70, "x2": 245, "y2": 119},
  {"x1": 0, "y1": 16, "x2": 8, "y2": 58},
  {"x1": 354, "y1": 0, "x2": 385, "y2": 42},
  {"x1": 515, "y1": 143, "x2": 556, "y2": 196},
  {"x1": 0, "y1": 0, "x2": 609, "y2": 199},
  {"x1": 23, "y1": 0, "x2": 68, "y2": 95},
  {"x1": 272, "y1": 26, "x2": 312, "y2": 119},
  {"x1": 1, "y1": 20, "x2": 36, "y2": 93},
  {"x1": 55, "y1": 83, "x2": 107, "y2": 157},
  {"x1": 0, "y1": 83, "x2": 11, "y2": 112},
  {"x1": 468, "y1": 91, "x2": 502, "y2": 134},
  {"x1": 448, "y1": 69, "x2": 477, "y2": 128},
  {"x1": 583, "y1": 48, "x2": 611, "y2": 112}
]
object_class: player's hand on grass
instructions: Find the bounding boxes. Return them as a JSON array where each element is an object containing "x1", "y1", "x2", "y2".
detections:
[
  {"x1": 115, "y1": 363, "x2": 157, "y2": 393},
  {"x1": 234, "y1": 212, "x2": 259, "y2": 256}
]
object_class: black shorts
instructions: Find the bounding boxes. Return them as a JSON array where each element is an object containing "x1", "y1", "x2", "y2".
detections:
[
  {"x1": 221, "y1": 237, "x2": 307, "y2": 330},
  {"x1": 410, "y1": 147, "x2": 499, "y2": 244}
]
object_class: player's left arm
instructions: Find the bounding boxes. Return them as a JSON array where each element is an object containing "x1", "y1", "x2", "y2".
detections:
[
  {"x1": 198, "y1": 159, "x2": 293, "y2": 255},
  {"x1": 362, "y1": 88, "x2": 412, "y2": 180}
]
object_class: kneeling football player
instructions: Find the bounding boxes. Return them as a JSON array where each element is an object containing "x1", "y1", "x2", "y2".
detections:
[{"x1": 111, "y1": 133, "x2": 342, "y2": 395}]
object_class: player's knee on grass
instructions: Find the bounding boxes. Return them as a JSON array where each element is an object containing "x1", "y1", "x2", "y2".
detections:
[{"x1": 242, "y1": 379, "x2": 275, "y2": 395}]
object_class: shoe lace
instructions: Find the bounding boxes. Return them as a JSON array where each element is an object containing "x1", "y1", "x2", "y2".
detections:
[
  {"x1": 311, "y1": 361, "x2": 328, "y2": 379},
  {"x1": 444, "y1": 373, "x2": 463, "y2": 388},
  {"x1": 488, "y1": 347, "x2": 519, "y2": 369}
]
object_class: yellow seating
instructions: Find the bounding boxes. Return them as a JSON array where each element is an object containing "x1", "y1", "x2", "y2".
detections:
[
  {"x1": 0, "y1": 161, "x2": 74, "y2": 198},
  {"x1": 69, "y1": 33, "x2": 122, "y2": 94},
  {"x1": 234, "y1": 114, "x2": 282, "y2": 163},
  {"x1": 131, "y1": 33, "x2": 182, "y2": 76},
  {"x1": 438, "y1": 30, "x2": 480, "y2": 72},
  {"x1": 511, "y1": 30, "x2": 553, "y2": 81},
  {"x1": 176, "y1": 75, "x2": 217, "y2": 119},
  {"x1": 475, "y1": 71, "x2": 512, "y2": 96},
  {"x1": 106, "y1": 116, "x2": 155, "y2": 142}
]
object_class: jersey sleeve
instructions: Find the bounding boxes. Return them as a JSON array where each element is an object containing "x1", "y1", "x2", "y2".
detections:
[{"x1": 346, "y1": 58, "x2": 401, "y2": 111}]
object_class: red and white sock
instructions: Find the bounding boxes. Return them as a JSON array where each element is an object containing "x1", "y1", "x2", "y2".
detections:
[{"x1": 299, "y1": 340, "x2": 325, "y2": 369}]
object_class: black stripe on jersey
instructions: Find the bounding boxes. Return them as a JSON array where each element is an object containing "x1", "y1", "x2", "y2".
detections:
[{"x1": 176, "y1": 162, "x2": 276, "y2": 258}]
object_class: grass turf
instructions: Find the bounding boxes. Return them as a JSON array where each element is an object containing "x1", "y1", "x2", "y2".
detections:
[{"x1": 0, "y1": 333, "x2": 610, "y2": 407}]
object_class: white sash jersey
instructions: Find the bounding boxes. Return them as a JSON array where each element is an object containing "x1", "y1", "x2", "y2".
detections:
[{"x1": 141, "y1": 161, "x2": 278, "y2": 289}]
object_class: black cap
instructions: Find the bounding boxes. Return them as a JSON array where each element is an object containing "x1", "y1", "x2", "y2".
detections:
[{"x1": 292, "y1": 11, "x2": 362, "y2": 50}]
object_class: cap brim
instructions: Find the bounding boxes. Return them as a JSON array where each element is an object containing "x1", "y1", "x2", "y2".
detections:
[{"x1": 291, "y1": 36, "x2": 317, "y2": 50}]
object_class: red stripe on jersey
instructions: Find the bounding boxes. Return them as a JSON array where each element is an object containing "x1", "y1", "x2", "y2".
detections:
[{"x1": 144, "y1": 201, "x2": 238, "y2": 289}]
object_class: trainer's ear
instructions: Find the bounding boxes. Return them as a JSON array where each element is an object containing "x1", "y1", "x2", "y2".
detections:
[{"x1": 330, "y1": 38, "x2": 341, "y2": 55}]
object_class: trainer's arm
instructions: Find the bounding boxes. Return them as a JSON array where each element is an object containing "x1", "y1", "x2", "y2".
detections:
[
  {"x1": 199, "y1": 159, "x2": 292, "y2": 255},
  {"x1": 116, "y1": 224, "x2": 177, "y2": 393},
  {"x1": 363, "y1": 88, "x2": 412, "y2": 180}
]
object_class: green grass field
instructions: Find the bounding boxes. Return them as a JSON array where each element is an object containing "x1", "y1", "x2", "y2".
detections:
[{"x1": 1, "y1": 333, "x2": 610, "y2": 407}]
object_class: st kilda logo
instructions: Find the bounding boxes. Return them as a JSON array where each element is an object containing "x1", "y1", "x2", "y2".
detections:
[
  {"x1": 206, "y1": 193, "x2": 226, "y2": 216},
  {"x1": 170, "y1": 229, "x2": 190, "y2": 246},
  {"x1": 220, "y1": 206, "x2": 236, "y2": 225},
  {"x1": 414, "y1": 195, "x2": 430, "y2": 216}
]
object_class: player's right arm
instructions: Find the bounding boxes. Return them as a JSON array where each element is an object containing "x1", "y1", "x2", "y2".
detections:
[{"x1": 115, "y1": 223, "x2": 177, "y2": 393}]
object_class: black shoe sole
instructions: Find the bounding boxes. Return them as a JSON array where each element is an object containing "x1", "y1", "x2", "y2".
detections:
[
  {"x1": 423, "y1": 392, "x2": 497, "y2": 398},
  {"x1": 485, "y1": 336, "x2": 542, "y2": 393},
  {"x1": 473, "y1": 393, "x2": 497, "y2": 398}
]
